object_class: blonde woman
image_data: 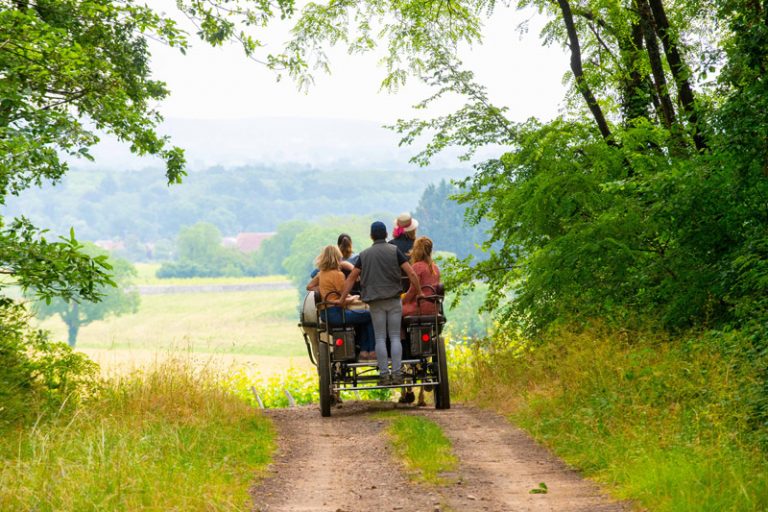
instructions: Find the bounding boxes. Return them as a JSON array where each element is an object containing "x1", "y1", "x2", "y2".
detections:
[
  {"x1": 401, "y1": 237, "x2": 441, "y2": 317},
  {"x1": 307, "y1": 245, "x2": 376, "y2": 360}
]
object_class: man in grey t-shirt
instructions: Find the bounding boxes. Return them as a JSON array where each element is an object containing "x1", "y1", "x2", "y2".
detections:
[{"x1": 339, "y1": 221, "x2": 423, "y2": 384}]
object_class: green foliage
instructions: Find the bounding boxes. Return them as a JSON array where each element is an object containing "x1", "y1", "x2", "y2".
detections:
[
  {"x1": 251, "y1": 220, "x2": 310, "y2": 275},
  {"x1": 156, "y1": 217, "x2": 377, "y2": 281},
  {"x1": 414, "y1": 179, "x2": 490, "y2": 260},
  {"x1": 157, "y1": 222, "x2": 251, "y2": 278},
  {"x1": 0, "y1": 301, "x2": 98, "y2": 427},
  {"x1": 243, "y1": 0, "x2": 766, "y2": 342},
  {"x1": 452, "y1": 326, "x2": 768, "y2": 511},
  {"x1": 0, "y1": 0, "x2": 186, "y2": 374},
  {"x1": 443, "y1": 282, "x2": 493, "y2": 340},
  {"x1": 35, "y1": 243, "x2": 139, "y2": 346},
  {"x1": 0, "y1": 0, "x2": 188, "y2": 187},
  {"x1": 282, "y1": 215, "x2": 375, "y2": 293},
  {"x1": 6, "y1": 166, "x2": 466, "y2": 245},
  {"x1": 0, "y1": 218, "x2": 114, "y2": 304}
]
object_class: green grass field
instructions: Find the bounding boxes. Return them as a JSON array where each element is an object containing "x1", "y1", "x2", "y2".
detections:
[
  {"x1": 38, "y1": 288, "x2": 305, "y2": 357},
  {"x1": 35, "y1": 266, "x2": 311, "y2": 375}
]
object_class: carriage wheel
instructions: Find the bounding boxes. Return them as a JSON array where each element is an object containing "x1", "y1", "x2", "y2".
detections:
[
  {"x1": 317, "y1": 341, "x2": 332, "y2": 417},
  {"x1": 434, "y1": 336, "x2": 451, "y2": 410}
]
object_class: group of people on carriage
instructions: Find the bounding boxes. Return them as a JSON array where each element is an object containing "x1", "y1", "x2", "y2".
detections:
[{"x1": 305, "y1": 212, "x2": 443, "y2": 405}]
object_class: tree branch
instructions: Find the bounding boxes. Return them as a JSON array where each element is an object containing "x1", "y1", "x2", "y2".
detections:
[{"x1": 555, "y1": 0, "x2": 614, "y2": 142}]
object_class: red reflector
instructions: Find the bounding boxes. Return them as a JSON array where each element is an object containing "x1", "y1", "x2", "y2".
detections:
[
  {"x1": 421, "y1": 333, "x2": 430, "y2": 342},
  {"x1": 335, "y1": 338, "x2": 344, "y2": 346}
]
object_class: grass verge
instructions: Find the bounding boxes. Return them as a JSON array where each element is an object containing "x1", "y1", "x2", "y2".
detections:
[
  {"x1": 377, "y1": 412, "x2": 458, "y2": 484},
  {"x1": 449, "y1": 326, "x2": 768, "y2": 512},
  {"x1": 0, "y1": 356, "x2": 275, "y2": 511}
]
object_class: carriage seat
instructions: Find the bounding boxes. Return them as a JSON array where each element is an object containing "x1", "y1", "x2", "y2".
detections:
[{"x1": 402, "y1": 314, "x2": 446, "y2": 329}]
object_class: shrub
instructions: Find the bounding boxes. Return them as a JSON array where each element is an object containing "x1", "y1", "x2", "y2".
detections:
[{"x1": 0, "y1": 301, "x2": 98, "y2": 426}]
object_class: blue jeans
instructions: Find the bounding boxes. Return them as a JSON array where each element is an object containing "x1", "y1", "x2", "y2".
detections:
[
  {"x1": 321, "y1": 307, "x2": 375, "y2": 352},
  {"x1": 368, "y1": 297, "x2": 403, "y2": 377}
]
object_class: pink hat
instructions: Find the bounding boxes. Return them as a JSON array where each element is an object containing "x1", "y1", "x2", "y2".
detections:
[{"x1": 393, "y1": 212, "x2": 419, "y2": 237}]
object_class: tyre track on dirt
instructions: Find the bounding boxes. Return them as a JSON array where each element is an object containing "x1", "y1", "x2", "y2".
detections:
[
  {"x1": 252, "y1": 402, "x2": 445, "y2": 512},
  {"x1": 251, "y1": 402, "x2": 630, "y2": 512},
  {"x1": 411, "y1": 406, "x2": 629, "y2": 512}
]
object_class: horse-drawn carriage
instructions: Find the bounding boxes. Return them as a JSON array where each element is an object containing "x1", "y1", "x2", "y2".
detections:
[{"x1": 298, "y1": 286, "x2": 451, "y2": 417}]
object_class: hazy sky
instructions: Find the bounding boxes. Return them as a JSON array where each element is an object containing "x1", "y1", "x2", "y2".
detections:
[
  {"x1": 148, "y1": 3, "x2": 569, "y2": 124},
  {"x1": 78, "y1": 3, "x2": 573, "y2": 170}
]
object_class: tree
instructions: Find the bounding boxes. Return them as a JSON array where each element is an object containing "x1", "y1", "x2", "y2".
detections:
[
  {"x1": 0, "y1": 0, "x2": 205, "y2": 424},
  {"x1": 0, "y1": 0, "x2": 287, "y2": 305},
  {"x1": 281, "y1": 216, "x2": 374, "y2": 296},
  {"x1": 157, "y1": 222, "x2": 249, "y2": 278},
  {"x1": 181, "y1": 0, "x2": 764, "y2": 335},
  {"x1": 0, "y1": 0, "x2": 187, "y2": 189},
  {"x1": 0, "y1": 0, "x2": 187, "y2": 308},
  {"x1": 413, "y1": 180, "x2": 489, "y2": 260},
  {"x1": 251, "y1": 220, "x2": 310, "y2": 276},
  {"x1": 176, "y1": 222, "x2": 224, "y2": 266},
  {"x1": 35, "y1": 244, "x2": 139, "y2": 347}
]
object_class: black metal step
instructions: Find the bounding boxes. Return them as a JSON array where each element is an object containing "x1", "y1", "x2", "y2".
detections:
[
  {"x1": 345, "y1": 358, "x2": 428, "y2": 368},
  {"x1": 333, "y1": 380, "x2": 439, "y2": 391}
]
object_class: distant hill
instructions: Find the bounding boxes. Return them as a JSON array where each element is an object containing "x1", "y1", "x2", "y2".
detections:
[{"x1": 3, "y1": 164, "x2": 470, "y2": 244}]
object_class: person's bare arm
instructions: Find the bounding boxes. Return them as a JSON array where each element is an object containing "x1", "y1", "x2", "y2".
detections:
[
  {"x1": 401, "y1": 262, "x2": 424, "y2": 299},
  {"x1": 306, "y1": 275, "x2": 319, "y2": 291},
  {"x1": 338, "y1": 267, "x2": 361, "y2": 307},
  {"x1": 340, "y1": 260, "x2": 354, "y2": 272}
]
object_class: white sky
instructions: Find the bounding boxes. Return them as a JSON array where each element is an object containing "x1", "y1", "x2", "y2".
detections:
[{"x1": 147, "y1": 3, "x2": 569, "y2": 124}]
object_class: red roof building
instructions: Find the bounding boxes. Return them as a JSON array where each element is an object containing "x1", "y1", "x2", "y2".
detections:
[{"x1": 235, "y1": 232, "x2": 275, "y2": 253}]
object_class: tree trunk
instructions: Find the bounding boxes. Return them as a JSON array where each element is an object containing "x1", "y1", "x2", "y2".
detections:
[
  {"x1": 619, "y1": 21, "x2": 655, "y2": 122},
  {"x1": 66, "y1": 302, "x2": 80, "y2": 347},
  {"x1": 647, "y1": 0, "x2": 706, "y2": 150},
  {"x1": 635, "y1": 0, "x2": 677, "y2": 129},
  {"x1": 556, "y1": 0, "x2": 613, "y2": 142}
]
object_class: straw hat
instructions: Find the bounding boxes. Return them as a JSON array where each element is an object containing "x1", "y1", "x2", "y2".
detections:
[{"x1": 394, "y1": 212, "x2": 419, "y2": 232}]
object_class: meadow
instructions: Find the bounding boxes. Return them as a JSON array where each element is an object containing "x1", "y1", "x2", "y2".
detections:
[{"x1": 35, "y1": 264, "x2": 311, "y2": 376}]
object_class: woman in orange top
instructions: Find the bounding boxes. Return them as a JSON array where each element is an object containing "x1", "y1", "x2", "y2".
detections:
[
  {"x1": 401, "y1": 237, "x2": 441, "y2": 317},
  {"x1": 307, "y1": 245, "x2": 376, "y2": 360}
]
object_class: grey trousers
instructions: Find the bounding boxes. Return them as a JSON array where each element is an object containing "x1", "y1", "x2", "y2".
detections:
[{"x1": 368, "y1": 297, "x2": 403, "y2": 376}]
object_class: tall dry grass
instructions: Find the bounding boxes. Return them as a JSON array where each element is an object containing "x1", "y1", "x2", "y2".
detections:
[
  {"x1": 449, "y1": 326, "x2": 768, "y2": 511},
  {"x1": 0, "y1": 356, "x2": 274, "y2": 511}
]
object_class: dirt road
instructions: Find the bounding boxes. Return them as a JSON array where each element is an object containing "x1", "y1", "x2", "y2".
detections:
[{"x1": 251, "y1": 402, "x2": 630, "y2": 512}]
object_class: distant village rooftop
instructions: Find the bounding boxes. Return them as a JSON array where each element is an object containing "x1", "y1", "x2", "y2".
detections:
[{"x1": 227, "y1": 232, "x2": 276, "y2": 253}]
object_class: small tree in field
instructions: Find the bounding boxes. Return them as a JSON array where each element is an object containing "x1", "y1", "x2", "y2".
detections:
[{"x1": 35, "y1": 244, "x2": 139, "y2": 347}]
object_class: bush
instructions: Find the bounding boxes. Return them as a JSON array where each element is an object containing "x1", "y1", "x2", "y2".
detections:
[{"x1": 0, "y1": 301, "x2": 98, "y2": 426}]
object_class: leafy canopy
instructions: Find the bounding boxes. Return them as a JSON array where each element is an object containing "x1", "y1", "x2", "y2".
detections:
[{"x1": 199, "y1": 0, "x2": 768, "y2": 336}]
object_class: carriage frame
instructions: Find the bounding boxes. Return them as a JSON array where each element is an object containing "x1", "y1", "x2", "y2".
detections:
[{"x1": 298, "y1": 285, "x2": 451, "y2": 417}]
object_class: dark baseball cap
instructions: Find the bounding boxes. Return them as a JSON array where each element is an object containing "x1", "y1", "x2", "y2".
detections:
[{"x1": 370, "y1": 221, "x2": 387, "y2": 240}]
